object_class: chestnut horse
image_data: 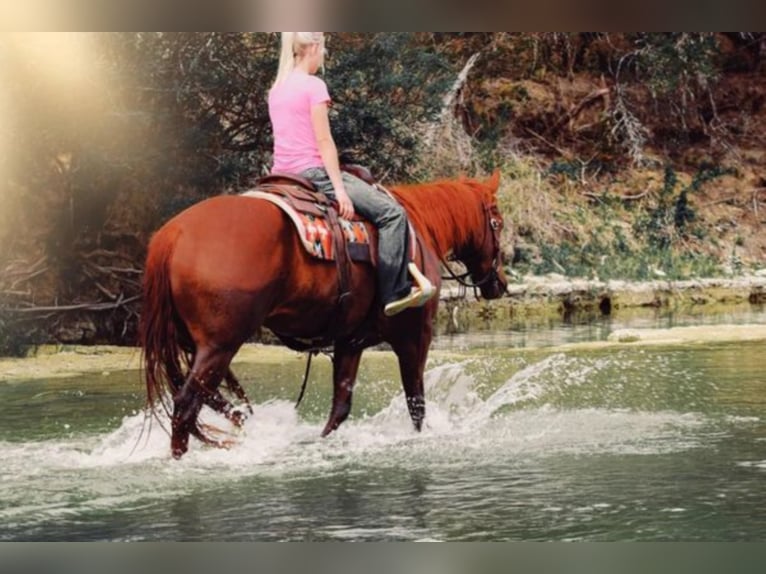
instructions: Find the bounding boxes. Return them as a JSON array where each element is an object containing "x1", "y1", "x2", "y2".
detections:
[{"x1": 140, "y1": 173, "x2": 507, "y2": 458}]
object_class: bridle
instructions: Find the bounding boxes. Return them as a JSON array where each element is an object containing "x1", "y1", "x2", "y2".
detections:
[{"x1": 440, "y1": 200, "x2": 504, "y2": 295}]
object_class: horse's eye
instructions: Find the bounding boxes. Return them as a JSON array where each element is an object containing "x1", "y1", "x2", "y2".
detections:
[{"x1": 491, "y1": 219, "x2": 502, "y2": 230}]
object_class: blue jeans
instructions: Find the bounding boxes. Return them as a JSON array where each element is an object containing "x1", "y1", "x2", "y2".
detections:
[{"x1": 301, "y1": 167, "x2": 412, "y2": 305}]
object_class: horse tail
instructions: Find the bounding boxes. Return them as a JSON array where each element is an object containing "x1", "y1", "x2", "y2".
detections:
[{"x1": 139, "y1": 224, "x2": 190, "y2": 418}]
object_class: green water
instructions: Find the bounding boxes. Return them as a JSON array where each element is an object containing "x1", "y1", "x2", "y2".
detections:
[{"x1": 1, "y1": 321, "x2": 765, "y2": 541}]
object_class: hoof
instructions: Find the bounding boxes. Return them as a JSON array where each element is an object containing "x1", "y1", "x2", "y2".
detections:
[
  {"x1": 227, "y1": 408, "x2": 249, "y2": 428},
  {"x1": 171, "y1": 433, "x2": 189, "y2": 459},
  {"x1": 321, "y1": 407, "x2": 349, "y2": 437}
]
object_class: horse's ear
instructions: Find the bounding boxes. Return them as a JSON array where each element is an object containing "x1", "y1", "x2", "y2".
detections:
[{"x1": 486, "y1": 170, "x2": 501, "y2": 194}]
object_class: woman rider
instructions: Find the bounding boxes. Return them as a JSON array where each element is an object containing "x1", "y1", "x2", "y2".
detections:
[{"x1": 268, "y1": 32, "x2": 434, "y2": 316}]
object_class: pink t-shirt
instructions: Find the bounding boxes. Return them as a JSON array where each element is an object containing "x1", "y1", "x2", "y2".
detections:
[{"x1": 268, "y1": 70, "x2": 331, "y2": 174}]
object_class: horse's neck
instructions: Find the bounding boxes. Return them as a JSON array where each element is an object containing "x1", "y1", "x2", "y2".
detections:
[{"x1": 407, "y1": 195, "x2": 481, "y2": 258}]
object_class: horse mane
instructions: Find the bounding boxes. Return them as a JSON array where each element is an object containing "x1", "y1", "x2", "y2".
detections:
[{"x1": 388, "y1": 176, "x2": 496, "y2": 255}]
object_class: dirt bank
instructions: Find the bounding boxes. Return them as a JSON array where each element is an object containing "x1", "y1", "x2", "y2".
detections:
[
  {"x1": 438, "y1": 274, "x2": 766, "y2": 332},
  {"x1": 2, "y1": 273, "x2": 766, "y2": 381},
  {"x1": 3, "y1": 321, "x2": 765, "y2": 384}
]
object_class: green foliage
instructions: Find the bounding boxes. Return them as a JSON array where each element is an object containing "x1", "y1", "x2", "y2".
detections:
[
  {"x1": 523, "y1": 234, "x2": 721, "y2": 282},
  {"x1": 0, "y1": 312, "x2": 31, "y2": 357},
  {"x1": 606, "y1": 33, "x2": 723, "y2": 155},
  {"x1": 635, "y1": 166, "x2": 679, "y2": 250},
  {"x1": 728, "y1": 248, "x2": 745, "y2": 275},
  {"x1": 445, "y1": 33, "x2": 734, "y2": 168},
  {"x1": 547, "y1": 161, "x2": 582, "y2": 181},
  {"x1": 634, "y1": 164, "x2": 732, "y2": 251},
  {"x1": 6, "y1": 33, "x2": 454, "y2": 220},
  {"x1": 629, "y1": 33, "x2": 720, "y2": 95},
  {"x1": 105, "y1": 33, "x2": 278, "y2": 192},
  {"x1": 327, "y1": 34, "x2": 453, "y2": 180},
  {"x1": 505, "y1": 159, "x2": 733, "y2": 282},
  {"x1": 0, "y1": 33, "x2": 459, "y2": 351}
]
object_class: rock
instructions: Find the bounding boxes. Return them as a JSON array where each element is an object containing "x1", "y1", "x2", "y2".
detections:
[
  {"x1": 608, "y1": 329, "x2": 641, "y2": 343},
  {"x1": 54, "y1": 318, "x2": 97, "y2": 344}
]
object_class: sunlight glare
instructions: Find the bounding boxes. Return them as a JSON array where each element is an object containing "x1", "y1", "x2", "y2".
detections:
[
  {"x1": 1, "y1": 33, "x2": 107, "y2": 183},
  {"x1": 0, "y1": 79, "x2": 7, "y2": 179},
  {"x1": 7, "y1": 33, "x2": 97, "y2": 94}
]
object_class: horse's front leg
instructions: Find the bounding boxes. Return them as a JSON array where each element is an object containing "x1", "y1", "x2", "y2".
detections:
[
  {"x1": 389, "y1": 317, "x2": 433, "y2": 432},
  {"x1": 321, "y1": 344, "x2": 363, "y2": 437}
]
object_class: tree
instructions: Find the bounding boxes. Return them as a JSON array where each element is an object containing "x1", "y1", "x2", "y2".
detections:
[{"x1": 0, "y1": 33, "x2": 455, "y2": 353}]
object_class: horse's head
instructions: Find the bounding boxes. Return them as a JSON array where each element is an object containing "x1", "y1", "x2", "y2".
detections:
[{"x1": 453, "y1": 171, "x2": 508, "y2": 300}]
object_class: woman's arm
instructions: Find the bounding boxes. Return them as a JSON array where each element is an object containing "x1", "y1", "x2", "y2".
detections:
[{"x1": 311, "y1": 102, "x2": 355, "y2": 219}]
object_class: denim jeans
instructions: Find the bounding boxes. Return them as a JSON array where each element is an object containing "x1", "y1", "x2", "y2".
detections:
[{"x1": 301, "y1": 167, "x2": 412, "y2": 305}]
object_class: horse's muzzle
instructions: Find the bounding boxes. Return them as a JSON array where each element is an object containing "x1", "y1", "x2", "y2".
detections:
[{"x1": 479, "y1": 271, "x2": 507, "y2": 300}]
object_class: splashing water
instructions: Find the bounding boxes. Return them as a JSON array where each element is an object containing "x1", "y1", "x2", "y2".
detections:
[
  {"x1": 1, "y1": 342, "x2": 763, "y2": 541},
  {"x1": 2, "y1": 353, "x2": 709, "y2": 474}
]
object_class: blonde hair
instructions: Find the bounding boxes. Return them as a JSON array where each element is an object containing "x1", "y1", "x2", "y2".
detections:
[{"x1": 273, "y1": 32, "x2": 325, "y2": 87}]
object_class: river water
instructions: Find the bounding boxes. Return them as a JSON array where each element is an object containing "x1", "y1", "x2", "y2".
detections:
[{"x1": 1, "y1": 310, "x2": 765, "y2": 541}]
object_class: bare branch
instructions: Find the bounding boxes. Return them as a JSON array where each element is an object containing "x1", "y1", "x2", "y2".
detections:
[
  {"x1": 6, "y1": 295, "x2": 141, "y2": 315},
  {"x1": 550, "y1": 88, "x2": 610, "y2": 134},
  {"x1": 610, "y1": 84, "x2": 649, "y2": 166},
  {"x1": 525, "y1": 128, "x2": 572, "y2": 160}
]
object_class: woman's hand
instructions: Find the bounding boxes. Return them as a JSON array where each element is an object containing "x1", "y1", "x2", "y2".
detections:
[{"x1": 335, "y1": 187, "x2": 355, "y2": 219}]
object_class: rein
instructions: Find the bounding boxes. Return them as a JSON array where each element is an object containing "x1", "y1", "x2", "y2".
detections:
[
  {"x1": 295, "y1": 350, "x2": 318, "y2": 409},
  {"x1": 295, "y1": 347, "x2": 335, "y2": 409}
]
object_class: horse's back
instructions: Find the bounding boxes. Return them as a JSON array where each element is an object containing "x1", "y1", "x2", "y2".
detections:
[
  {"x1": 167, "y1": 195, "x2": 285, "y2": 239},
  {"x1": 158, "y1": 194, "x2": 350, "y2": 298},
  {"x1": 159, "y1": 195, "x2": 295, "y2": 289}
]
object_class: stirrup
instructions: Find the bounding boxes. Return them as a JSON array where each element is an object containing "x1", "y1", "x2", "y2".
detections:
[
  {"x1": 407, "y1": 262, "x2": 435, "y2": 304},
  {"x1": 383, "y1": 263, "x2": 436, "y2": 317}
]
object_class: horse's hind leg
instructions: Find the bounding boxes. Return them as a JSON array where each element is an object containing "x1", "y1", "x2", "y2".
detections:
[
  {"x1": 321, "y1": 345, "x2": 363, "y2": 437},
  {"x1": 171, "y1": 346, "x2": 234, "y2": 459},
  {"x1": 174, "y1": 348, "x2": 248, "y2": 425},
  {"x1": 196, "y1": 378, "x2": 249, "y2": 428},
  {"x1": 222, "y1": 368, "x2": 253, "y2": 426},
  {"x1": 224, "y1": 368, "x2": 253, "y2": 412}
]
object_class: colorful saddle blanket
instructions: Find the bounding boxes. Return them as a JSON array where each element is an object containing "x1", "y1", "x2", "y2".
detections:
[
  {"x1": 242, "y1": 186, "x2": 374, "y2": 262},
  {"x1": 243, "y1": 173, "x2": 416, "y2": 263}
]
